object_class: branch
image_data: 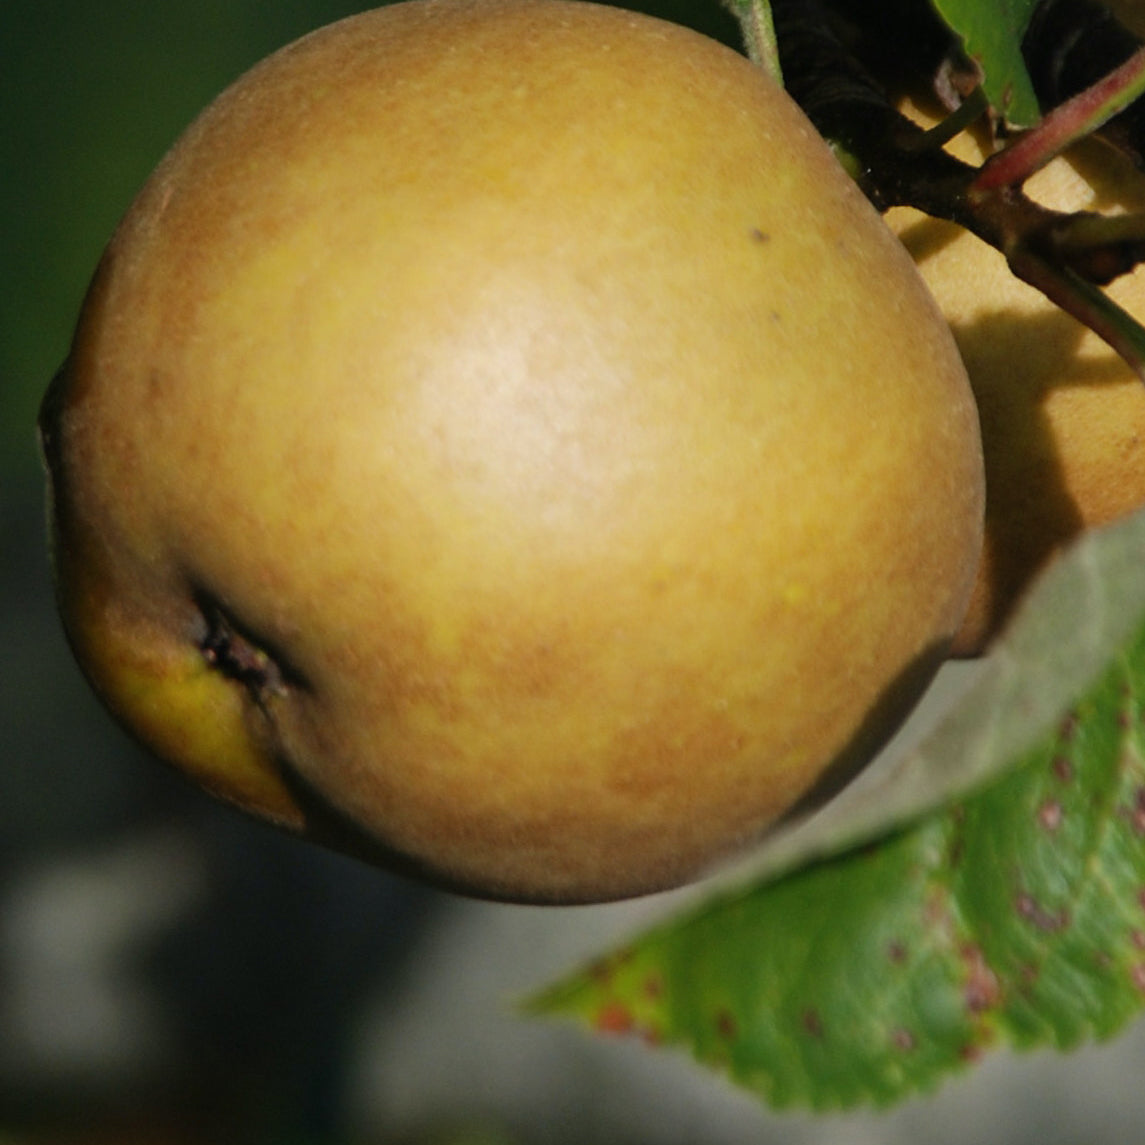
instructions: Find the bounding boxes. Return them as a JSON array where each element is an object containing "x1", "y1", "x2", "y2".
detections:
[{"x1": 733, "y1": 0, "x2": 1145, "y2": 380}]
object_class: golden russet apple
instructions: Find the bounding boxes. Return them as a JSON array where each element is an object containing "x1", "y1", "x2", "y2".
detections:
[
  {"x1": 40, "y1": 0, "x2": 984, "y2": 902},
  {"x1": 887, "y1": 100, "x2": 1145, "y2": 655}
]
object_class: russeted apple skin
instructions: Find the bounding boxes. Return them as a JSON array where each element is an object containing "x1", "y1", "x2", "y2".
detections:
[
  {"x1": 887, "y1": 100, "x2": 1145, "y2": 656},
  {"x1": 40, "y1": 0, "x2": 984, "y2": 903}
]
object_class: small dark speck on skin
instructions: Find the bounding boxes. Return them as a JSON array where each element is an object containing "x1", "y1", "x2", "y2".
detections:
[{"x1": 749, "y1": 227, "x2": 770, "y2": 243}]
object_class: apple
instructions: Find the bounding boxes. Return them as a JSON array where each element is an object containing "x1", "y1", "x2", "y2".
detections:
[
  {"x1": 887, "y1": 99, "x2": 1145, "y2": 655},
  {"x1": 39, "y1": 0, "x2": 984, "y2": 903}
]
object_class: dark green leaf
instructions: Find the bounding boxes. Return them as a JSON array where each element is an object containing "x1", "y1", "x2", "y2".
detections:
[{"x1": 929, "y1": 0, "x2": 1041, "y2": 124}]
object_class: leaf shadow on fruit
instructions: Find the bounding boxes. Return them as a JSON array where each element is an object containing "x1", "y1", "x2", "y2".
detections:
[
  {"x1": 262, "y1": 753, "x2": 498, "y2": 900},
  {"x1": 259, "y1": 640, "x2": 955, "y2": 908},
  {"x1": 951, "y1": 306, "x2": 1131, "y2": 651},
  {"x1": 768, "y1": 636, "x2": 954, "y2": 837}
]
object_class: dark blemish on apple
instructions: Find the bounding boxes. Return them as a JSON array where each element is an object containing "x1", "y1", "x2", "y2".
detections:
[
  {"x1": 1015, "y1": 891, "x2": 1069, "y2": 934},
  {"x1": 194, "y1": 590, "x2": 307, "y2": 700}
]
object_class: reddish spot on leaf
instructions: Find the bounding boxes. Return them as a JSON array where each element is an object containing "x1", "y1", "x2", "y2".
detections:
[
  {"x1": 892, "y1": 1029, "x2": 916, "y2": 1052},
  {"x1": 595, "y1": 1002, "x2": 635, "y2": 1035},
  {"x1": 588, "y1": 959, "x2": 614, "y2": 985},
  {"x1": 716, "y1": 1009, "x2": 738, "y2": 1041},
  {"x1": 1132, "y1": 964, "x2": 1145, "y2": 994},
  {"x1": 1038, "y1": 800, "x2": 1063, "y2": 832},
  {"x1": 1058, "y1": 713, "x2": 1079, "y2": 743},
  {"x1": 887, "y1": 940, "x2": 908, "y2": 965},
  {"x1": 924, "y1": 890, "x2": 946, "y2": 928},
  {"x1": 643, "y1": 973, "x2": 664, "y2": 1000},
  {"x1": 802, "y1": 1009, "x2": 825, "y2": 1039},
  {"x1": 961, "y1": 944, "x2": 1001, "y2": 1014},
  {"x1": 588, "y1": 947, "x2": 638, "y2": 987},
  {"x1": 1123, "y1": 789, "x2": 1145, "y2": 835},
  {"x1": 1016, "y1": 892, "x2": 1070, "y2": 933},
  {"x1": 1052, "y1": 756, "x2": 1074, "y2": 783}
]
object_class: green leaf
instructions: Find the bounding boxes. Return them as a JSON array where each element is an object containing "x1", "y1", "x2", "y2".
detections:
[
  {"x1": 929, "y1": 0, "x2": 1041, "y2": 125},
  {"x1": 527, "y1": 506, "x2": 1145, "y2": 1110}
]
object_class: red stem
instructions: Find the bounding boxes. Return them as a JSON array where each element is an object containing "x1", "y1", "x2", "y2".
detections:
[{"x1": 973, "y1": 45, "x2": 1145, "y2": 195}]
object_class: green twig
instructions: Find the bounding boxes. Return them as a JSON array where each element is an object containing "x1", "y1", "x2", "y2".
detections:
[
  {"x1": 973, "y1": 44, "x2": 1145, "y2": 194},
  {"x1": 724, "y1": 0, "x2": 782, "y2": 85}
]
